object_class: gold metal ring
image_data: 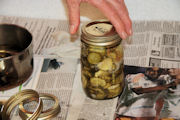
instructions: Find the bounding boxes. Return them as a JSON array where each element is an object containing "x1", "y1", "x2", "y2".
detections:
[
  {"x1": 0, "y1": 100, "x2": 6, "y2": 113},
  {"x1": 0, "y1": 100, "x2": 6, "y2": 110},
  {"x1": 27, "y1": 97, "x2": 43, "y2": 120},
  {"x1": 0, "y1": 100, "x2": 6, "y2": 105},
  {"x1": 0, "y1": 100, "x2": 6, "y2": 120},
  {"x1": 2, "y1": 89, "x2": 42, "y2": 120},
  {"x1": 19, "y1": 93, "x2": 61, "y2": 120}
]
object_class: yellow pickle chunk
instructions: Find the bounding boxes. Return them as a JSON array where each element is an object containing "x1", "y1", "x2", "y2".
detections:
[
  {"x1": 90, "y1": 77, "x2": 106, "y2": 87},
  {"x1": 104, "y1": 83, "x2": 111, "y2": 89},
  {"x1": 82, "y1": 69, "x2": 92, "y2": 78},
  {"x1": 90, "y1": 88, "x2": 107, "y2": 99},
  {"x1": 97, "y1": 58, "x2": 115, "y2": 71},
  {"x1": 87, "y1": 52, "x2": 102, "y2": 64},
  {"x1": 107, "y1": 84, "x2": 122, "y2": 98},
  {"x1": 107, "y1": 52, "x2": 117, "y2": 62},
  {"x1": 95, "y1": 70, "x2": 110, "y2": 77},
  {"x1": 89, "y1": 46, "x2": 106, "y2": 56},
  {"x1": 95, "y1": 70, "x2": 112, "y2": 82}
]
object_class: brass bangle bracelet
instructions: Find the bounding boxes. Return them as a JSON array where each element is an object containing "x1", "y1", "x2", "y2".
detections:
[
  {"x1": 19, "y1": 93, "x2": 61, "y2": 120},
  {"x1": 2, "y1": 89, "x2": 42, "y2": 120}
]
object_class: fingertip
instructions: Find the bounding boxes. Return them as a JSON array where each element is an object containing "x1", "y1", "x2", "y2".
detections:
[
  {"x1": 121, "y1": 31, "x2": 128, "y2": 40},
  {"x1": 70, "y1": 25, "x2": 76, "y2": 34},
  {"x1": 128, "y1": 28, "x2": 133, "y2": 36},
  {"x1": 126, "y1": 20, "x2": 133, "y2": 36},
  {"x1": 118, "y1": 31, "x2": 128, "y2": 40},
  {"x1": 67, "y1": 0, "x2": 80, "y2": 34},
  {"x1": 113, "y1": 22, "x2": 129, "y2": 40},
  {"x1": 70, "y1": 20, "x2": 80, "y2": 34}
]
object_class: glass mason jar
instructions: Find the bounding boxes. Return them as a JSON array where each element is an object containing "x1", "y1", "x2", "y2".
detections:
[{"x1": 81, "y1": 20, "x2": 124, "y2": 100}]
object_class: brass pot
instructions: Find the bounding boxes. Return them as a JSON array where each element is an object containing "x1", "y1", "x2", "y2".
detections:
[{"x1": 0, "y1": 24, "x2": 33, "y2": 91}]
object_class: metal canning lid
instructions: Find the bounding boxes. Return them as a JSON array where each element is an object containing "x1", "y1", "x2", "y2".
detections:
[
  {"x1": 81, "y1": 20, "x2": 122, "y2": 47},
  {"x1": 2, "y1": 89, "x2": 42, "y2": 120},
  {"x1": 19, "y1": 93, "x2": 61, "y2": 120}
]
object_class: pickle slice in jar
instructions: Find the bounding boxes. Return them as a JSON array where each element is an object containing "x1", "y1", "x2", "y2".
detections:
[
  {"x1": 107, "y1": 52, "x2": 117, "y2": 62},
  {"x1": 107, "y1": 46, "x2": 123, "y2": 62},
  {"x1": 112, "y1": 64, "x2": 116, "y2": 71},
  {"x1": 115, "y1": 62, "x2": 123, "y2": 77},
  {"x1": 103, "y1": 76, "x2": 112, "y2": 82},
  {"x1": 82, "y1": 69, "x2": 92, "y2": 78},
  {"x1": 112, "y1": 71, "x2": 124, "y2": 85},
  {"x1": 88, "y1": 52, "x2": 102, "y2": 64},
  {"x1": 112, "y1": 72, "x2": 116, "y2": 84},
  {"x1": 114, "y1": 72, "x2": 124, "y2": 84},
  {"x1": 96, "y1": 91, "x2": 106, "y2": 99},
  {"x1": 97, "y1": 58, "x2": 115, "y2": 71},
  {"x1": 95, "y1": 70, "x2": 111, "y2": 78},
  {"x1": 104, "y1": 83, "x2": 111, "y2": 89},
  {"x1": 107, "y1": 84, "x2": 122, "y2": 98},
  {"x1": 95, "y1": 70, "x2": 110, "y2": 77},
  {"x1": 81, "y1": 56, "x2": 90, "y2": 67},
  {"x1": 90, "y1": 88, "x2": 107, "y2": 99},
  {"x1": 115, "y1": 45, "x2": 123, "y2": 62},
  {"x1": 90, "y1": 77, "x2": 106, "y2": 87},
  {"x1": 81, "y1": 45, "x2": 89, "y2": 57},
  {"x1": 95, "y1": 70, "x2": 112, "y2": 82},
  {"x1": 82, "y1": 75, "x2": 88, "y2": 88},
  {"x1": 89, "y1": 46, "x2": 106, "y2": 56},
  {"x1": 83, "y1": 66, "x2": 91, "y2": 71}
]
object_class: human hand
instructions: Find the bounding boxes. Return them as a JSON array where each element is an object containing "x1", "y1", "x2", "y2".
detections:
[{"x1": 66, "y1": 0, "x2": 132, "y2": 39}]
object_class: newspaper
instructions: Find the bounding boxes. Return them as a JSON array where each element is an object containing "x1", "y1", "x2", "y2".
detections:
[
  {"x1": 35, "y1": 57, "x2": 78, "y2": 120},
  {"x1": 0, "y1": 16, "x2": 180, "y2": 120},
  {"x1": 123, "y1": 21, "x2": 180, "y2": 68},
  {"x1": 66, "y1": 64, "x2": 118, "y2": 120}
]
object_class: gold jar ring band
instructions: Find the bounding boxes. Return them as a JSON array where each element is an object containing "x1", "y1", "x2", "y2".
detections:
[
  {"x1": 0, "y1": 100, "x2": 6, "y2": 110},
  {"x1": 0, "y1": 100, "x2": 6, "y2": 105},
  {"x1": 27, "y1": 97, "x2": 43, "y2": 120},
  {"x1": 19, "y1": 93, "x2": 61, "y2": 120},
  {"x1": 2, "y1": 89, "x2": 43, "y2": 120},
  {"x1": 0, "y1": 100, "x2": 6, "y2": 120}
]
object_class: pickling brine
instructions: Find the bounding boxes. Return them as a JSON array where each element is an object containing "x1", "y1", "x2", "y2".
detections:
[{"x1": 81, "y1": 20, "x2": 124, "y2": 100}]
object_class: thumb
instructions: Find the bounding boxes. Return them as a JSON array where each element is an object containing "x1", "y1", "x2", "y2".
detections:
[{"x1": 66, "y1": 0, "x2": 80, "y2": 34}]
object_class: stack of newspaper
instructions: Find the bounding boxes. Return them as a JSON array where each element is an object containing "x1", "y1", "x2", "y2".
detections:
[{"x1": 0, "y1": 16, "x2": 180, "y2": 120}]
